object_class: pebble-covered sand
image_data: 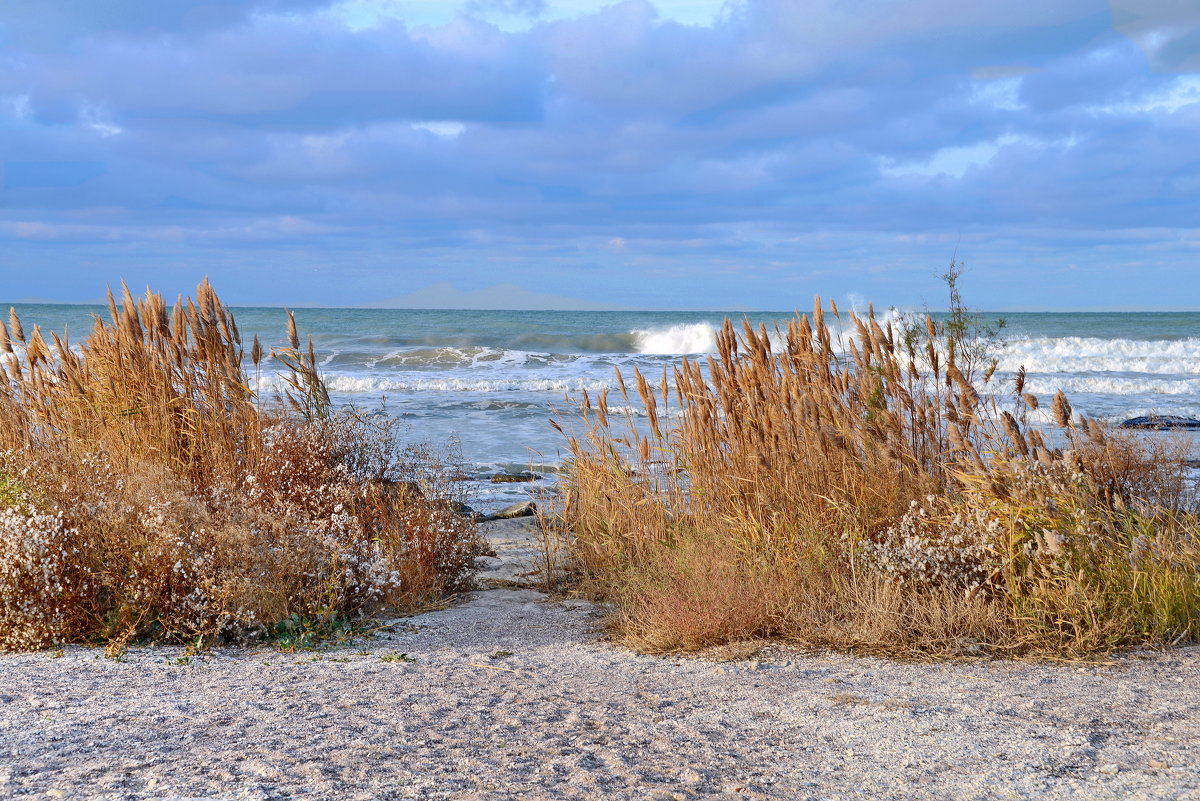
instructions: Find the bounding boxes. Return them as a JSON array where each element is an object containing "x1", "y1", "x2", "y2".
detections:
[{"x1": 1, "y1": 517, "x2": 1197, "y2": 800}]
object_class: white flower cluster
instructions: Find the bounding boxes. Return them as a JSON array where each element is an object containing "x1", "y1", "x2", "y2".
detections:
[
  {"x1": 0, "y1": 505, "x2": 78, "y2": 650},
  {"x1": 859, "y1": 497, "x2": 1000, "y2": 592}
]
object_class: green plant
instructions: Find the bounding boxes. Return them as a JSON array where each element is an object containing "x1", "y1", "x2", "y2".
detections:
[
  {"x1": 380, "y1": 650, "x2": 416, "y2": 663},
  {"x1": 937, "y1": 257, "x2": 1006, "y2": 382},
  {"x1": 0, "y1": 473, "x2": 29, "y2": 510},
  {"x1": 272, "y1": 612, "x2": 372, "y2": 652}
]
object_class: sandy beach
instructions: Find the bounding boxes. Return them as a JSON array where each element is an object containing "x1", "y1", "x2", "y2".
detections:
[{"x1": 0, "y1": 516, "x2": 1195, "y2": 800}]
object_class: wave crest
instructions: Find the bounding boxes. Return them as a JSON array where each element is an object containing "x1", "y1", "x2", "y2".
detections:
[
  {"x1": 999, "y1": 337, "x2": 1200, "y2": 375},
  {"x1": 255, "y1": 374, "x2": 614, "y2": 394},
  {"x1": 632, "y1": 323, "x2": 720, "y2": 354}
]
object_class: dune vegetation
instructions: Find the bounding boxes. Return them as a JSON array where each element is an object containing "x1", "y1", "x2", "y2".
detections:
[
  {"x1": 553, "y1": 278, "x2": 1200, "y2": 658},
  {"x1": 0, "y1": 281, "x2": 479, "y2": 653}
]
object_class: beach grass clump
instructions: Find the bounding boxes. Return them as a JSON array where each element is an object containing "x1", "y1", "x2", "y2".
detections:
[
  {"x1": 553, "y1": 294, "x2": 1199, "y2": 658},
  {"x1": 0, "y1": 281, "x2": 478, "y2": 651}
]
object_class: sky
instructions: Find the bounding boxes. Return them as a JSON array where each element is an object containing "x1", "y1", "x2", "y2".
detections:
[{"x1": 0, "y1": 0, "x2": 1198, "y2": 310}]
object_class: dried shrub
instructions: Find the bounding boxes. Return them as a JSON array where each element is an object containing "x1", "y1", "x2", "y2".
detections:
[
  {"x1": 0, "y1": 282, "x2": 478, "y2": 651},
  {"x1": 554, "y1": 277, "x2": 1200, "y2": 658}
]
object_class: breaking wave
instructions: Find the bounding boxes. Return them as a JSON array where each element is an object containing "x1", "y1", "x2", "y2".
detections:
[
  {"x1": 998, "y1": 337, "x2": 1200, "y2": 375},
  {"x1": 1023, "y1": 375, "x2": 1200, "y2": 397},
  {"x1": 632, "y1": 323, "x2": 721, "y2": 354},
  {"x1": 256, "y1": 374, "x2": 616, "y2": 394}
]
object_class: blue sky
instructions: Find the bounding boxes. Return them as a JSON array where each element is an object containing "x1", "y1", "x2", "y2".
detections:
[{"x1": 1, "y1": 0, "x2": 1197, "y2": 309}]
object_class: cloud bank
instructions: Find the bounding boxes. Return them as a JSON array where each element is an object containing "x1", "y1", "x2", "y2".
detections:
[{"x1": 1, "y1": 0, "x2": 1197, "y2": 308}]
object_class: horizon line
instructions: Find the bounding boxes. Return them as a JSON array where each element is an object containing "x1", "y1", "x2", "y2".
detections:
[{"x1": 5, "y1": 300, "x2": 1200, "y2": 314}]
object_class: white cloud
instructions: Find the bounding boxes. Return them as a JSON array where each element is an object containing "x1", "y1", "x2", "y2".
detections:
[
  {"x1": 333, "y1": 0, "x2": 731, "y2": 32},
  {"x1": 79, "y1": 104, "x2": 123, "y2": 137},
  {"x1": 1092, "y1": 75, "x2": 1200, "y2": 114},
  {"x1": 969, "y1": 75, "x2": 1027, "y2": 111},
  {"x1": 880, "y1": 134, "x2": 1050, "y2": 179},
  {"x1": 1, "y1": 94, "x2": 33, "y2": 120},
  {"x1": 412, "y1": 120, "x2": 467, "y2": 136}
]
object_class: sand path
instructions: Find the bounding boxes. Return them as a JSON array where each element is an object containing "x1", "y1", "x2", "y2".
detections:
[{"x1": 1, "y1": 517, "x2": 1197, "y2": 800}]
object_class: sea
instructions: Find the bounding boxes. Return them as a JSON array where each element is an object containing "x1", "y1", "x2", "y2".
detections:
[{"x1": 9, "y1": 305, "x2": 1200, "y2": 511}]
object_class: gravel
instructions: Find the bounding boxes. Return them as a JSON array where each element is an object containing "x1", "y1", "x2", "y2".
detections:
[{"x1": 1, "y1": 517, "x2": 1197, "y2": 800}]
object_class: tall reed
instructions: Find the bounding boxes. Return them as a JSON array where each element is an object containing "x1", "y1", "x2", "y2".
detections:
[
  {"x1": 0, "y1": 281, "x2": 478, "y2": 651},
  {"x1": 554, "y1": 296, "x2": 1199, "y2": 657}
]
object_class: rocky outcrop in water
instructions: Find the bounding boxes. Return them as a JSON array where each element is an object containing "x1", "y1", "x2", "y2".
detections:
[
  {"x1": 487, "y1": 500, "x2": 538, "y2": 520},
  {"x1": 491, "y1": 472, "x2": 542, "y2": 484},
  {"x1": 1118, "y1": 415, "x2": 1200, "y2": 431}
]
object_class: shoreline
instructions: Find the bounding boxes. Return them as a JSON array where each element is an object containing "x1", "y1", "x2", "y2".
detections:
[{"x1": 1, "y1": 517, "x2": 1197, "y2": 800}]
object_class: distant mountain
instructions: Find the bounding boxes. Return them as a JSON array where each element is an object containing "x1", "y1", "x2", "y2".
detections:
[{"x1": 364, "y1": 282, "x2": 630, "y2": 311}]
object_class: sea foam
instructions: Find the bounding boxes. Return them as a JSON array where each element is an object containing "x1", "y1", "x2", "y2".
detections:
[
  {"x1": 631, "y1": 322, "x2": 793, "y2": 354},
  {"x1": 255, "y1": 374, "x2": 615, "y2": 394},
  {"x1": 999, "y1": 337, "x2": 1200, "y2": 375},
  {"x1": 632, "y1": 323, "x2": 721, "y2": 354}
]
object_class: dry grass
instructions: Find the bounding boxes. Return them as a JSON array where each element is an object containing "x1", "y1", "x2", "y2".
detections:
[
  {"x1": 0, "y1": 281, "x2": 479, "y2": 651},
  {"x1": 553, "y1": 288, "x2": 1200, "y2": 658}
]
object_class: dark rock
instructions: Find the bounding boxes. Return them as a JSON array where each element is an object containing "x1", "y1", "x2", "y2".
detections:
[
  {"x1": 431, "y1": 498, "x2": 483, "y2": 521},
  {"x1": 369, "y1": 479, "x2": 424, "y2": 501},
  {"x1": 490, "y1": 472, "x2": 542, "y2": 484},
  {"x1": 1118, "y1": 415, "x2": 1200, "y2": 431},
  {"x1": 487, "y1": 500, "x2": 538, "y2": 520}
]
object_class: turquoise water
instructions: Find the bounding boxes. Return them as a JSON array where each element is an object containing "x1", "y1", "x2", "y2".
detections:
[{"x1": 7, "y1": 304, "x2": 1199, "y2": 507}]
